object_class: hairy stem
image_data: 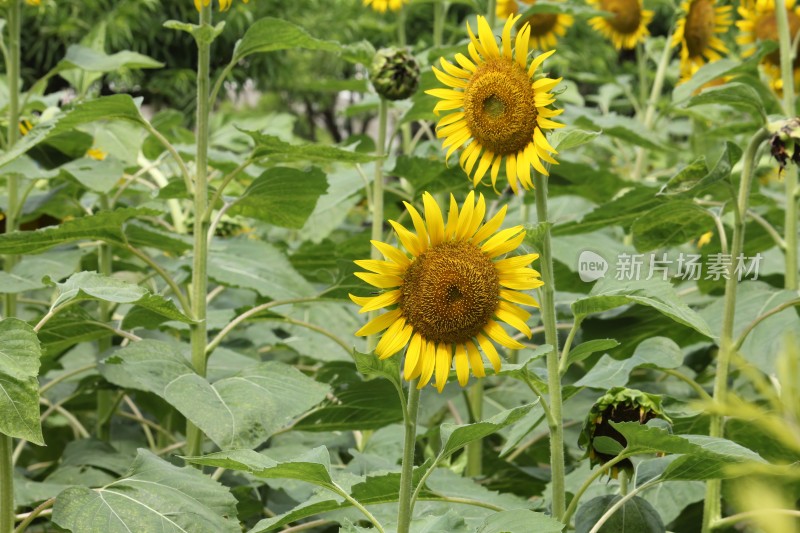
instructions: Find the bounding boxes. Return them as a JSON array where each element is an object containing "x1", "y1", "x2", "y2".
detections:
[
  {"x1": 397, "y1": 381, "x2": 420, "y2": 533},
  {"x1": 487, "y1": 0, "x2": 496, "y2": 27},
  {"x1": 186, "y1": 4, "x2": 212, "y2": 459},
  {"x1": 433, "y1": 1, "x2": 446, "y2": 48},
  {"x1": 533, "y1": 170, "x2": 565, "y2": 521},
  {"x1": 368, "y1": 99, "x2": 389, "y2": 350},
  {"x1": 702, "y1": 128, "x2": 769, "y2": 532},
  {"x1": 465, "y1": 381, "x2": 483, "y2": 476}
]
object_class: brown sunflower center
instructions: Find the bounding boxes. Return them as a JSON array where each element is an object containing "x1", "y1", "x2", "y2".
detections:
[
  {"x1": 400, "y1": 240, "x2": 500, "y2": 345},
  {"x1": 755, "y1": 11, "x2": 800, "y2": 67},
  {"x1": 599, "y1": 0, "x2": 642, "y2": 34},
  {"x1": 684, "y1": 0, "x2": 715, "y2": 57},
  {"x1": 463, "y1": 57, "x2": 539, "y2": 155},
  {"x1": 526, "y1": 13, "x2": 560, "y2": 37}
]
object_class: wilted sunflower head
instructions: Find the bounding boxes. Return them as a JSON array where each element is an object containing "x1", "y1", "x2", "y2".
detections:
[
  {"x1": 364, "y1": 0, "x2": 408, "y2": 13},
  {"x1": 737, "y1": 0, "x2": 800, "y2": 89},
  {"x1": 194, "y1": 0, "x2": 249, "y2": 11},
  {"x1": 579, "y1": 387, "x2": 671, "y2": 478},
  {"x1": 672, "y1": 0, "x2": 733, "y2": 82},
  {"x1": 426, "y1": 15, "x2": 564, "y2": 193},
  {"x1": 370, "y1": 47, "x2": 420, "y2": 101},
  {"x1": 587, "y1": 0, "x2": 654, "y2": 49},
  {"x1": 350, "y1": 192, "x2": 543, "y2": 392}
]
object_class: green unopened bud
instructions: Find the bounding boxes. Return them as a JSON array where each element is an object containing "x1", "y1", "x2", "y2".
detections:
[
  {"x1": 578, "y1": 387, "x2": 671, "y2": 478},
  {"x1": 768, "y1": 117, "x2": 800, "y2": 171},
  {"x1": 370, "y1": 47, "x2": 419, "y2": 101}
]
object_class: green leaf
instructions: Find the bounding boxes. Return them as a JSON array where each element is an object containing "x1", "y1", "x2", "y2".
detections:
[
  {"x1": 658, "y1": 142, "x2": 742, "y2": 198},
  {"x1": 228, "y1": 167, "x2": 329, "y2": 229},
  {"x1": 292, "y1": 379, "x2": 404, "y2": 431},
  {"x1": 0, "y1": 250, "x2": 82, "y2": 294},
  {"x1": 686, "y1": 83, "x2": 766, "y2": 120},
  {"x1": 572, "y1": 278, "x2": 713, "y2": 337},
  {"x1": 575, "y1": 495, "x2": 664, "y2": 533},
  {"x1": 353, "y1": 349, "x2": 401, "y2": 387},
  {"x1": 477, "y1": 510, "x2": 564, "y2": 533},
  {"x1": 575, "y1": 337, "x2": 683, "y2": 389},
  {"x1": 0, "y1": 207, "x2": 158, "y2": 255},
  {"x1": 52, "y1": 449, "x2": 239, "y2": 533},
  {"x1": 564, "y1": 339, "x2": 620, "y2": 370},
  {"x1": 550, "y1": 128, "x2": 601, "y2": 152},
  {"x1": 553, "y1": 186, "x2": 662, "y2": 236},
  {"x1": 0, "y1": 95, "x2": 144, "y2": 169},
  {"x1": 52, "y1": 271, "x2": 192, "y2": 324},
  {"x1": 575, "y1": 114, "x2": 670, "y2": 151},
  {"x1": 234, "y1": 17, "x2": 343, "y2": 62},
  {"x1": 0, "y1": 318, "x2": 43, "y2": 444},
  {"x1": 207, "y1": 238, "x2": 316, "y2": 300},
  {"x1": 185, "y1": 446, "x2": 335, "y2": 489},
  {"x1": 439, "y1": 403, "x2": 535, "y2": 459},
  {"x1": 631, "y1": 201, "x2": 714, "y2": 252},
  {"x1": 58, "y1": 156, "x2": 126, "y2": 194},
  {"x1": 244, "y1": 131, "x2": 379, "y2": 164},
  {"x1": 36, "y1": 307, "x2": 113, "y2": 356},
  {"x1": 101, "y1": 340, "x2": 330, "y2": 449},
  {"x1": 55, "y1": 44, "x2": 163, "y2": 73}
]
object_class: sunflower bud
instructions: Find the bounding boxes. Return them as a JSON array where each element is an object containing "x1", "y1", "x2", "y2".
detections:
[
  {"x1": 578, "y1": 387, "x2": 671, "y2": 478},
  {"x1": 768, "y1": 117, "x2": 800, "y2": 171},
  {"x1": 370, "y1": 47, "x2": 419, "y2": 101}
]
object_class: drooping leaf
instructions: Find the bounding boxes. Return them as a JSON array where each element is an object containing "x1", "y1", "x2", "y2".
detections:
[
  {"x1": 228, "y1": 166, "x2": 329, "y2": 229},
  {"x1": 563, "y1": 339, "x2": 620, "y2": 370},
  {"x1": 0, "y1": 207, "x2": 158, "y2": 255},
  {"x1": 658, "y1": 142, "x2": 742, "y2": 197},
  {"x1": 572, "y1": 278, "x2": 713, "y2": 337},
  {"x1": 101, "y1": 340, "x2": 329, "y2": 449},
  {"x1": 55, "y1": 44, "x2": 163, "y2": 74},
  {"x1": 631, "y1": 201, "x2": 714, "y2": 252},
  {"x1": 686, "y1": 83, "x2": 766, "y2": 120},
  {"x1": 52, "y1": 449, "x2": 239, "y2": 533},
  {"x1": 439, "y1": 404, "x2": 535, "y2": 459},
  {"x1": 0, "y1": 319, "x2": 43, "y2": 444},
  {"x1": 233, "y1": 17, "x2": 343, "y2": 61},
  {"x1": 575, "y1": 495, "x2": 664, "y2": 533},
  {"x1": 575, "y1": 337, "x2": 683, "y2": 389},
  {"x1": 244, "y1": 131, "x2": 379, "y2": 164}
]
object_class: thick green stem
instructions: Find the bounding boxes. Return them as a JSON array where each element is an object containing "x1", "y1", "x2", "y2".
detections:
[
  {"x1": 776, "y1": 0, "x2": 799, "y2": 289},
  {"x1": 433, "y1": 1, "x2": 446, "y2": 48},
  {"x1": 2, "y1": 3, "x2": 22, "y2": 531},
  {"x1": 397, "y1": 7, "x2": 407, "y2": 47},
  {"x1": 465, "y1": 381, "x2": 483, "y2": 476},
  {"x1": 397, "y1": 380, "x2": 420, "y2": 533},
  {"x1": 702, "y1": 128, "x2": 769, "y2": 533},
  {"x1": 632, "y1": 31, "x2": 673, "y2": 181},
  {"x1": 186, "y1": 4, "x2": 212, "y2": 459},
  {"x1": 533, "y1": 170, "x2": 565, "y2": 521},
  {"x1": 562, "y1": 453, "x2": 633, "y2": 527},
  {"x1": 368, "y1": 99, "x2": 389, "y2": 350},
  {"x1": 96, "y1": 196, "x2": 114, "y2": 441},
  {"x1": 487, "y1": 0, "x2": 496, "y2": 27}
]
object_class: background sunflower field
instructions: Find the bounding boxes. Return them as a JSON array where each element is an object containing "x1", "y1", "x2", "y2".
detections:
[{"x1": 0, "y1": 0, "x2": 798, "y2": 532}]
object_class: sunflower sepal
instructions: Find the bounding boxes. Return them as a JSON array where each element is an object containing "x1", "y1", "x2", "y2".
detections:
[
  {"x1": 164, "y1": 19, "x2": 226, "y2": 45},
  {"x1": 354, "y1": 349, "x2": 402, "y2": 387}
]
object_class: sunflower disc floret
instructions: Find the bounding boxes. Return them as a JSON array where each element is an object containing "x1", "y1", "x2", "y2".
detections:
[
  {"x1": 426, "y1": 15, "x2": 564, "y2": 193},
  {"x1": 350, "y1": 192, "x2": 543, "y2": 392}
]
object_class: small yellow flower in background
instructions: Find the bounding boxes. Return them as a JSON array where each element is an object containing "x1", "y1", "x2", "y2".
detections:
[
  {"x1": 497, "y1": 0, "x2": 535, "y2": 19},
  {"x1": 697, "y1": 230, "x2": 713, "y2": 248},
  {"x1": 497, "y1": 0, "x2": 574, "y2": 51},
  {"x1": 587, "y1": 0, "x2": 654, "y2": 49},
  {"x1": 351, "y1": 191, "x2": 542, "y2": 392},
  {"x1": 86, "y1": 148, "x2": 108, "y2": 161},
  {"x1": 363, "y1": 0, "x2": 408, "y2": 13},
  {"x1": 18, "y1": 120, "x2": 33, "y2": 136},
  {"x1": 25, "y1": 0, "x2": 42, "y2": 6},
  {"x1": 672, "y1": 0, "x2": 732, "y2": 82},
  {"x1": 194, "y1": 0, "x2": 249, "y2": 12},
  {"x1": 737, "y1": 0, "x2": 800, "y2": 92},
  {"x1": 426, "y1": 15, "x2": 564, "y2": 193}
]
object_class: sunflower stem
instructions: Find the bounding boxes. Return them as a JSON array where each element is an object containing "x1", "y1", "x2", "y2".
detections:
[
  {"x1": 397, "y1": 380, "x2": 420, "y2": 533},
  {"x1": 397, "y1": 6, "x2": 407, "y2": 47},
  {"x1": 632, "y1": 31, "x2": 673, "y2": 181},
  {"x1": 701, "y1": 127, "x2": 769, "y2": 533},
  {"x1": 186, "y1": 3, "x2": 212, "y2": 460},
  {"x1": 775, "y1": 0, "x2": 799, "y2": 290},
  {"x1": 433, "y1": 0, "x2": 446, "y2": 48},
  {"x1": 532, "y1": 169, "x2": 565, "y2": 522},
  {"x1": 2, "y1": 2, "x2": 22, "y2": 531},
  {"x1": 465, "y1": 381, "x2": 483, "y2": 476},
  {"x1": 96, "y1": 195, "x2": 114, "y2": 441},
  {"x1": 367, "y1": 98, "x2": 389, "y2": 351},
  {"x1": 487, "y1": 0, "x2": 497, "y2": 27}
]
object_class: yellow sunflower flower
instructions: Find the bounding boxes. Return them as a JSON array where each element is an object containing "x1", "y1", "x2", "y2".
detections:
[
  {"x1": 672, "y1": 0, "x2": 733, "y2": 81},
  {"x1": 426, "y1": 15, "x2": 564, "y2": 193},
  {"x1": 587, "y1": 0, "x2": 654, "y2": 49},
  {"x1": 194, "y1": 0, "x2": 249, "y2": 11},
  {"x1": 350, "y1": 192, "x2": 542, "y2": 392},
  {"x1": 364, "y1": 0, "x2": 408, "y2": 13},
  {"x1": 523, "y1": 3, "x2": 575, "y2": 51},
  {"x1": 737, "y1": 0, "x2": 800, "y2": 91},
  {"x1": 497, "y1": 0, "x2": 535, "y2": 19},
  {"x1": 25, "y1": 0, "x2": 42, "y2": 5}
]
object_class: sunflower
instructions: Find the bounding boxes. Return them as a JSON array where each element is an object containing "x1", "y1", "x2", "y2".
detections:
[
  {"x1": 364, "y1": 0, "x2": 408, "y2": 13},
  {"x1": 587, "y1": 0, "x2": 654, "y2": 49},
  {"x1": 497, "y1": 0, "x2": 535, "y2": 19},
  {"x1": 351, "y1": 192, "x2": 542, "y2": 392},
  {"x1": 426, "y1": 15, "x2": 564, "y2": 193},
  {"x1": 25, "y1": 0, "x2": 41, "y2": 5},
  {"x1": 194, "y1": 0, "x2": 249, "y2": 11},
  {"x1": 737, "y1": 0, "x2": 800, "y2": 90},
  {"x1": 672, "y1": 0, "x2": 732, "y2": 80}
]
